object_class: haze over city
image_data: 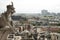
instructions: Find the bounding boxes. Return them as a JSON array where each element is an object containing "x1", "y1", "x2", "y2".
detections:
[
  {"x1": 0, "y1": 0, "x2": 60, "y2": 14},
  {"x1": 0, "y1": 0, "x2": 60, "y2": 40}
]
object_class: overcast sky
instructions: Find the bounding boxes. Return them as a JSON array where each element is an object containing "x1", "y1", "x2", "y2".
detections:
[{"x1": 0, "y1": 0, "x2": 60, "y2": 14}]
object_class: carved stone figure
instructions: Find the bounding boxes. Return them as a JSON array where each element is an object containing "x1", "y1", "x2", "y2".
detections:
[{"x1": 0, "y1": 2, "x2": 15, "y2": 28}]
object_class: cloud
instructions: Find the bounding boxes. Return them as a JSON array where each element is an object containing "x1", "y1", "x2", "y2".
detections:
[{"x1": 0, "y1": 0, "x2": 60, "y2": 13}]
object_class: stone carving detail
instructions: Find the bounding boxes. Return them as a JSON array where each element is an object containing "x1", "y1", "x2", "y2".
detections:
[{"x1": 0, "y1": 2, "x2": 15, "y2": 30}]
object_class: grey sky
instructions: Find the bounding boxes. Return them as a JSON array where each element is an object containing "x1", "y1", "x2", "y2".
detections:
[{"x1": 0, "y1": 0, "x2": 60, "y2": 13}]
